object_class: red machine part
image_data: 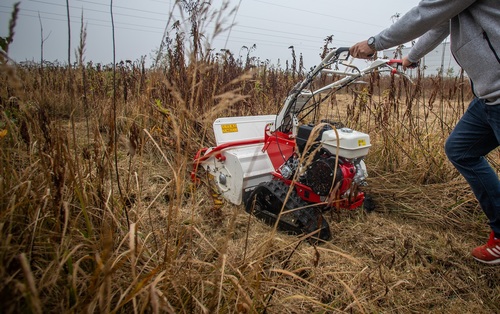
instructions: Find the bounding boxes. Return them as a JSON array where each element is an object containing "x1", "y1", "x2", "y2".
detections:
[
  {"x1": 263, "y1": 131, "x2": 365, "y2": 211},
  {"x1": 262, "y1": 130, "x2": 295, "y2": 171}
]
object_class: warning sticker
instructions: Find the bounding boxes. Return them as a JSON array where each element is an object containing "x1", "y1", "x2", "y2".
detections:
[
  {"x1": 358, "y1": 139, "x2": 366, "y2": 146},
  {"x1": 221, "y1": 124, "x2": 238, "y2": 133}
]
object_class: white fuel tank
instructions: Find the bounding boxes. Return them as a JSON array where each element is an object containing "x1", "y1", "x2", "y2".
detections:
[{"x1": 321, "y1": 128, "x2": 371, "y2": 159}]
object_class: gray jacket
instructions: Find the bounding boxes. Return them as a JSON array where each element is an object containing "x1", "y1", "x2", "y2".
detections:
[{"x1": 373, "y1": 0, "x2": 500, "y2": 105}]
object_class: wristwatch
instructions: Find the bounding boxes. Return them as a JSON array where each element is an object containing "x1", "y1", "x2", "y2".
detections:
[{"x1": 367, "y1": 36, "x2": 376, "y2": 50}]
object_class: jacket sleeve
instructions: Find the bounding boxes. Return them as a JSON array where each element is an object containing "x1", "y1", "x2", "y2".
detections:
[
  {"x1": 373, "y1": 0, "x2": 476, "y2": 51},
  {"x1": 407, "y1": 21, "x2": 450, "y2": 63}
]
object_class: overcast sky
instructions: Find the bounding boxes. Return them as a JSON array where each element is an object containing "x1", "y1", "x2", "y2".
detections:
[{"x1": 1, "y1": 0, "x2": 419, "y2": 67}]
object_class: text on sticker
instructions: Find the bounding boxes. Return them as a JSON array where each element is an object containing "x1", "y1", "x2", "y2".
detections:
[{"x1": 221, "y1": 124, "x2": 238, "y2": 133}]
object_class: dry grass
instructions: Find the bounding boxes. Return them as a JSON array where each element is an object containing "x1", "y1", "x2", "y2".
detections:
[{"x1": 1, "y1": 2, "x2": 499, "y2": 313}]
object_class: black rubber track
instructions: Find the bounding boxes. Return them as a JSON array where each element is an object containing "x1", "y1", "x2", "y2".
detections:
[{"x1": 245, "y1": 179, "x2": 331, "y2": 242}]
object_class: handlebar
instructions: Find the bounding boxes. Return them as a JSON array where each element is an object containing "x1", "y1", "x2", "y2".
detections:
[
  {"x1": 272, "y1": 48, "x2": 414, "y2": 133},
  {"x1": 387, "y1": 59, "x2": 403, "y2": 66},
  {"x1": 387, "y1": 59, "x2": 419, "y2": 70}
]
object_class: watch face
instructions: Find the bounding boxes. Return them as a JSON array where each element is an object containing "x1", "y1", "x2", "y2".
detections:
[{"x1": 368, "y1": 37, "x2": 375, "y2": 45}]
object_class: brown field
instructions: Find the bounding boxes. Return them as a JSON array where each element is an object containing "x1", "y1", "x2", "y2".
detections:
[{"x1": 1, "y1": 3, "x2": 500, "y2": 313}]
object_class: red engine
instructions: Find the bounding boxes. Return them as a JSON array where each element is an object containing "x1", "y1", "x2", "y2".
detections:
[{"x1": 262, "y1": 123, "x2": 366, "y2": 211}]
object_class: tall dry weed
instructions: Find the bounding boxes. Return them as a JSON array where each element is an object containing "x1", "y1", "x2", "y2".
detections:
[{"x1": 0, "y1": 1, "x2": 498, "y2": 313}]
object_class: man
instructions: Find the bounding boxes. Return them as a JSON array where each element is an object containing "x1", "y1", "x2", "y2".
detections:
[{"x1": 350, "y1": 0, "x2": 500, "y2": 264}]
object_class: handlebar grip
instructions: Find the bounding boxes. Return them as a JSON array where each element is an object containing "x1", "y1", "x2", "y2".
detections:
[
  {"x1": 388, "y1": 59, "x2": 403, "y2": 66},
  {"x1": 407, "y1": 61, "x2": 419, "y2": 69},
  {"x1": 334, "y1": 47, "x2": 351, "y2": 60},
  {"x1": 335, "y1": 47, "x2": 350, "y2": 55},
  {"x1": 388, "y1": 59, "x2": 419, "y2": 68}
]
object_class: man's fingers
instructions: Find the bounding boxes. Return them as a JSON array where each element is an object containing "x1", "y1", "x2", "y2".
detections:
[
  {"x1": 350, "y1": 42, "x2": 375, "y2": 59},
  {"x1": 349, "y1": 46, "x2": 358, "y2": 57}
]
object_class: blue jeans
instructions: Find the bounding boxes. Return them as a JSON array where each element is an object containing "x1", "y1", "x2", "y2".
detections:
[{"x1": 445, "y1": 98, "x2": 500, "y2": 238}]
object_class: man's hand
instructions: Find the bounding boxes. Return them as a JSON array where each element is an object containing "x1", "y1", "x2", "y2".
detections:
[
  {"x1": 402, "y1": 56, "x2": 419, "y2": 69},
  {"x1": 350, "y1": 41, "x2": 376, "y2": 59}
]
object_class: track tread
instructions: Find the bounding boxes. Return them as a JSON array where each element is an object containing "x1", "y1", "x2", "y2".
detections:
[{"x1": 246, "y1": 179, "x2": 331, "y2": 241}]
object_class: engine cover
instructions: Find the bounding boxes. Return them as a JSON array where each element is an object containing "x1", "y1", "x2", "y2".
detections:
[
  {"x1": 296, "y1": 124, "x2": 371, "y2": 159},
  {"x1": 321, "y1": 128, "x2": 371, "y2": 159}
]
